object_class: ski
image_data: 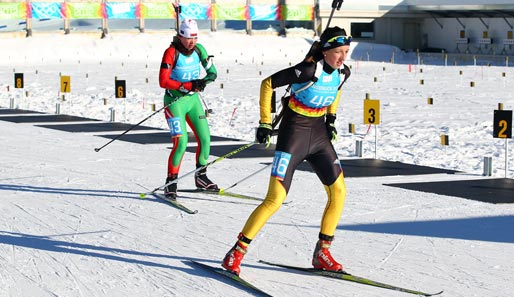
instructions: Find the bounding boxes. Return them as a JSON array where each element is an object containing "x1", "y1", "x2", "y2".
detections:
[
  {"x1": 179, "y1": 188, "x2": 264, "y2": 202},
  {"x1": 151, "y1": 193, "x2": 198, "y2": 214},
  {"x1": 258, "y1": 260, "x2": 443, "y2": 296},
  {"x1": 190, "y1": 260, "x2": 272, "y2": 297}
]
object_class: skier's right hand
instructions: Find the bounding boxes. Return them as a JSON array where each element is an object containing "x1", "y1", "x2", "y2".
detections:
[
  {"x1": 325, "y1": 113, "x2": 338, "y2": 142},
  {"x1": 256, "y1": 123, "x2": 272, "y2": 148},
  {"x1": 190, "y1": 79, "x2": 207, "y2": 92}
]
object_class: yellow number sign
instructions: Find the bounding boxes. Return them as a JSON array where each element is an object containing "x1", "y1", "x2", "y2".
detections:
[
  {"x1": 60, "y1": 76, "x2": 71, "y2": 93},
  {"x1": 14, "y1": 73, "x2": 24, "y2": 88},
  {"x1": 115, "y1": 80, "x2": 126, "y2": 98},
  {"x1": 494, "y1": 110, "x2": 512, "y2": 139},
  {"x1": 364, "y1": 99, "x2": 380, "y2": 125}
]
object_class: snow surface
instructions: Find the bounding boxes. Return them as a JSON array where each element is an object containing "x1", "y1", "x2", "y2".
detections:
[{"x1": 1, "y1": 31, "x2": 513, "y2": 297}]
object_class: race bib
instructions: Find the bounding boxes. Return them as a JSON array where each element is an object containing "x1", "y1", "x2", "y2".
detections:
[
  {"x1": 167, "y1": 117, "x2": 182, "y2": 137},
  {"x1": 271, "y1": 151, "x2": 291, "y2": 180}
]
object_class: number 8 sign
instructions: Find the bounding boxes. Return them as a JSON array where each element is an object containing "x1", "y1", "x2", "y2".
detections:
[
  {"x1": 14, "y1": 73, "x2": 24, "y2": 89},
  {"x1": 493, "y1": 110, "x2": 512, "y2": 139}
]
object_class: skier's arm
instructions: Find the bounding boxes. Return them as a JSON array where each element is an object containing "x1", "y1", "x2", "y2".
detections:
[
  {"x1": 327, "y1": 89, "x2": 342, "y2": 114},
  {"x1": 159, "y1": 46, "x2": 185, "y2": 90},
  {"x1": 327, "y1": 66, "x2": 350, "y2": 114},
  {"x1": 259, "y1": 61, "x2": 316, "y2": 124},
  {"x1": 196, "y1": 43, "x2": 217, "y2": 84}
]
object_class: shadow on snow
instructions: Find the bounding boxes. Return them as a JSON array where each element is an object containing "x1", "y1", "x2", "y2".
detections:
[
  {"x1": 0, "y1": 231, "x2": 219, "y2": 275},
  {"x1": 0, "y1": 183, "x2": 138, "y2": 199},
  {"x1": 338, "y1": 215, "x2": 514, "y2": 244}
]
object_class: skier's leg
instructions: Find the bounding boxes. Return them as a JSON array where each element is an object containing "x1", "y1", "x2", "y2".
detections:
[{"x1": 186, "y1": 96, "x2": 218, "y2": 190}]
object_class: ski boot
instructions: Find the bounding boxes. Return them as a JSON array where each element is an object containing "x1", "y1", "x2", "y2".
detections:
[
  {"x1": 312, "y1": 238, "x2": 343, "y2": 272},
  {"x1": 222, "y1": 234, "x2": 250, "y2": 275},
  {"x1": 164, "y1": 174, "x2": 178, "y2": 200},
  {"x1": 195, "y1": 164, "x2": 219, "y2": 191}
]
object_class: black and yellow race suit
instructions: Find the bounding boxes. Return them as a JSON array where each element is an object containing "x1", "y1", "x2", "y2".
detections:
[{"x1": 241, "y1": 59, "x2": 349, "y2": 240}]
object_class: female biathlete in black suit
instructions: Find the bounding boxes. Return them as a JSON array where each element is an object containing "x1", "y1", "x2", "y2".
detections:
[{"x1": 222, "y1": 26, "x2": 352, "y2": 275}]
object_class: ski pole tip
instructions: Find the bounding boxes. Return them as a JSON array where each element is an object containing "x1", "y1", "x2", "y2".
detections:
[
  {"x1": 139, "y1": 193, "x2": 146, "y2": 199},
  {"x1": 219, "y1": 188, "x2": 225, "y2": 193}
]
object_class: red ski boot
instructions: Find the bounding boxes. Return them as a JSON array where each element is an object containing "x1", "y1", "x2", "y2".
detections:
[
  {"x1": 312, "y1": 239, "x2": 343, "y2": 272},
  {"x1": 222, "y1": 241, "x2": 247, "y2": 275}
]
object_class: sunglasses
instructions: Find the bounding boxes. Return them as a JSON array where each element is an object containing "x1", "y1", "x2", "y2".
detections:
[{"x1": 327, "y1": 35, "x2": 352, "y2": 45}]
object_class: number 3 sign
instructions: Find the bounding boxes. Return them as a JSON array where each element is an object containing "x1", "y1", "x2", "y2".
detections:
[
  {"x1": 493, "y1": 110, "x2": 512, "y2": 139},
  {"x1": 364, "y1": 99, "x2": 380, "y2": 125}
]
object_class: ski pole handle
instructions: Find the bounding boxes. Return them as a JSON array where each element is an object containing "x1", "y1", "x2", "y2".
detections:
[{"x1": 332, "y1": 0, "x2": 344, "y2": 9}]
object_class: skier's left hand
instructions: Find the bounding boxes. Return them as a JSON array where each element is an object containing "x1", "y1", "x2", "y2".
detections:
[
  {"x1": 256, "y1": 123, "x2": 272, "y2": 148},
  {"x1": 191, "y1": 79, "x2": 207, "y2": 92},
  {"x1": 325, "y1": 113, "x2": 338, "y2": 142}
]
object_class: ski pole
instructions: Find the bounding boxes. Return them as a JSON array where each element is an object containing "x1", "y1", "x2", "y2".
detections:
[
  {"x1": 140, "y1": 141, "x2": 257, "y2": 198},
  {"x1": 326, "y1": 0, "x2": 344, "y2": 29},
  {"x1": 94, "y1": 104, "x2": 166, "y2": 152},
  {"x1": 174, "y1": 4, "x2": 181, "y2": 32},
  {"x1": 271, "y1": 87, "x2": 290, "y2": 128},
  {"x1": 198, "y1": 92, "x2": 213, "y2": 115},
  {"x1": 220, "y1": 163, "x2": 272, "y2": 193}
]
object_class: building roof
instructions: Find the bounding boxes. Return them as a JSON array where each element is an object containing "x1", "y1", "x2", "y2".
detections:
[
  {"x1": 322, "y1": 1, "x2": 514, "y2": 18},
  {"x1": 409, "y1": 5, "x2": 514, "y2": 18}
]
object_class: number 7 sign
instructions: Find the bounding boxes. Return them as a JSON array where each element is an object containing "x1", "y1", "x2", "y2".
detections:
[
  {"x1": 493, "y1": 110, "x2": 512, "y2": 139},
  {"x1": 60, "y1": 76, "x2": 71, "y2": 93}
]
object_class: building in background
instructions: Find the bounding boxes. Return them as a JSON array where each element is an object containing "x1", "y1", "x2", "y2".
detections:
[{"x1": 319, "y1": 0, "x2": 514, "y2": 54}]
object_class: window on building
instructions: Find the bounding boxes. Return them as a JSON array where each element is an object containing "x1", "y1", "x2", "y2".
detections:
[{"x1": 351, "y1": 22, "x2": 374, "y2": 39}]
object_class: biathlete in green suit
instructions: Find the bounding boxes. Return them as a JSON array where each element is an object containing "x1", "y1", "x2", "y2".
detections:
[{"x1": 158, "y1": 19, "x2": 218, "y2": 199}]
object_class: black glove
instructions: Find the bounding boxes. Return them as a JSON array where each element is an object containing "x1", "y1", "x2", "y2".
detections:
[
  {"x1": 190, "y1": 79, "x2": 207, "y2": 92},
  {"x1": 256, "y1": 123, "x2": 272, "y2": 147},
  {"x1": 325, "y1": 113, "x2": 337, "y2": 142}
]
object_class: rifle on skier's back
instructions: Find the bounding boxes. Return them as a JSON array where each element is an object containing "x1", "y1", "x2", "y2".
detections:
[{"x1": 270, "y1": 0, "x2": 346, "y2": 131}]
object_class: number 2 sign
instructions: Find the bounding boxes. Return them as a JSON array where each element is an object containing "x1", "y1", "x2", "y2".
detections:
[{"x1": 493, "y1": 110, "x2": 512, "y2": 139}]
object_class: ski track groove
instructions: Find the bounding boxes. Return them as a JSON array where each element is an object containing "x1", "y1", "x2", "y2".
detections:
[
  {"x1": 12, "y1": 203, "x2": 55, "y2": 231},
  {"x1": 62, "y1": 263, "x2": 85, "y2": 297},
  {"x1": 29, "y1": 256, "x2": 43, "y2": 285},
  {"x1": 6, "y1": 256, "x2": 59, "y2": 297},
  {"x1": 378, "y1": 237, "x2": 404, "y2": 268}
]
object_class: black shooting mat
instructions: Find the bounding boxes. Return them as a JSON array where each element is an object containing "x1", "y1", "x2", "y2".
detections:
[
  {"x1": 37, "y1": 122, "x2": 162, "y2": 133},
  {"x1": 96, "y1": 132, "x2": 241, "y2": 145},
  {"x1": 295, "y1": 158, "x2": 459, "y2": 178},
  {"x1": 385, "y1": 178, "x2": 514, "y2": 204},
  {"x1": 0, "y1": 114, "x2": 98, "y2": 123},
  {"x1": 0, "y1": 108, "x2": 44, "y2": 115}
]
